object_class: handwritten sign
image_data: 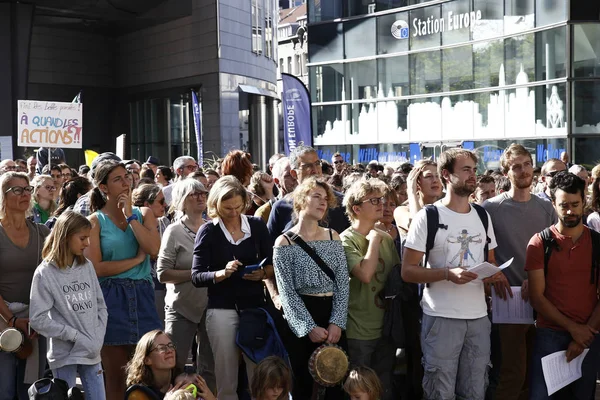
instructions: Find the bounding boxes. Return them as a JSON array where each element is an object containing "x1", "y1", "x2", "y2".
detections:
[{"x1": 17, "y1": 100, "x2": 83, "y2": 149}]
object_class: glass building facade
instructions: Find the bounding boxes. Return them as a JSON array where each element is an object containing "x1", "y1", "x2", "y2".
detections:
[{"x1": 307, "y1": 0, "x2": 600, "y2": 169}]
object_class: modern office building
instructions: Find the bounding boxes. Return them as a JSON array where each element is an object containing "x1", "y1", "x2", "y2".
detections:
[
  {"x1": 307, "y1": 0, "x2": 600, "y2": 168},
  {"x1": 1, "y1": 0, "x2": 279, "y2": 168}
]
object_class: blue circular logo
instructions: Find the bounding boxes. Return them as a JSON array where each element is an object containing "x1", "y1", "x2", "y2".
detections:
[{"x1": 391, "y1": 20, "x2": 409, "y2": 39}]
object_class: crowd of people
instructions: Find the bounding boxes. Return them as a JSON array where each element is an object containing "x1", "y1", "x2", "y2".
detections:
[{"x1": 0, "y1": 143, "x2": 599, "y2": 400}]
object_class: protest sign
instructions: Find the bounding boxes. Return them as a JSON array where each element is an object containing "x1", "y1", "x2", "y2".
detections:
[{"x1": 17, "y1": 100, "x2": 83, "y2": 149}]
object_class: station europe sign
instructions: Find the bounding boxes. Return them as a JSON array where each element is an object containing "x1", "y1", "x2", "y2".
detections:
[{"x1": 392, "y1": 9, "x2": 482, "y2": 39}]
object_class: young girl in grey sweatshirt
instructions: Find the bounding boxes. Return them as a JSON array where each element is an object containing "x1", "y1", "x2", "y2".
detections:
[{"x1": 29, "y1": 211, "x2": 107, "y2": 400}]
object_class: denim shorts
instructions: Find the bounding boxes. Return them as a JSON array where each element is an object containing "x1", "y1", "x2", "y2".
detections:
[{"x1": 101, "y1": 278, "x2": 161, "y2": 346}]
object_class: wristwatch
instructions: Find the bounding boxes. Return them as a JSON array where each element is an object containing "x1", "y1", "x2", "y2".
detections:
[{"x1": 126, "y1": 214, "x2": 139, "y2": 224}]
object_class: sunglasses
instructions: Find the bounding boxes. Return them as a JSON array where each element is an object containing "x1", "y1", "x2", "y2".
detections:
[
  {"x1": 333, "y1": 160, "x2": 344, "y2": 164},
  {"x1": 546, "y1": 170, "x2": 561, "y2": 178}
]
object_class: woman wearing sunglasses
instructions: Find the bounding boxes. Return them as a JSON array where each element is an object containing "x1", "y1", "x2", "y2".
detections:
[
  {"x1": 125, "y1": 329, "x2": 215, "y2": 400},
  {"x1": 0, "y1": 172, "x2": 50, "y2": 399},
  {"x1": 31, "y1": 175, "x2": 57, "y2": 224}
]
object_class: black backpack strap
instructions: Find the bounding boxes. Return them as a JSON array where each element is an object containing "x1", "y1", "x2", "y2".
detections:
[
  {"x1": 423, "y1": 205, "x2": 448, "y2": 293},
  {"x1": 589, "y1": 229, "x2": 600, "y2": 286},
  {"x1": 284, "y1": 231, "x2": 336, "y2": 283},
  {"x1": 424, "y1": 205, "x2": 445, "y2": 268},
  {"x1": 539, "y1": 227, "x2": 557, "y2": 278},
  {"x1": 471, "y1": 203, "x2": 490, "y2": 262}
]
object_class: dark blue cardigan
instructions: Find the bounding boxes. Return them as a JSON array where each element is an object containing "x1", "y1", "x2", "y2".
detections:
[{"x1": 191, "y1": 217, "x2": 273, "y2": 310}]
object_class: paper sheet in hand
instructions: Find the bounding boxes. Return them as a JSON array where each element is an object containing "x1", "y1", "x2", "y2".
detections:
[
  {"x1": 466, "y1": 257, "x2": 514, "y2": 279},
  {"x1": 491, "y1": 286, "x2": 534, "y2": 324},
  {"x1": 541, "y1": 349, "x2": 589, "y2": 395}
]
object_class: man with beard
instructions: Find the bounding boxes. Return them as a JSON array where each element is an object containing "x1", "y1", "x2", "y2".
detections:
[
  {"x1": 403, "y1": 148, "x2": 508, "y2": 400},
  {"x1": 483, "y1": 144, "x2": 556, "y2": 400},
  {"x1": 526, "y1": 171, "x2": 600, "y2": 399}
]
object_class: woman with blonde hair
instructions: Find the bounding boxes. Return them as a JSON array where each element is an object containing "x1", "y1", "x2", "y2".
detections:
[
  {"x1": 29, "y1": 211, "x2": 107, "y2": 399},
  {"x1": 0, "y1": 172, "x2": 50, "y2": 398},
  {"x1": 273, "y1": 177, "x2": 349, "y2": 400},
  {"x1": 84, "y1": 160, "x2": 162, "y2": 399},
  {"x1": 191, "y1": 175, "x2": 274, "y2": 400},
  {"x1": 31, "y1": 174, "x2": 57, "y2": 224},
  {"x1": 125, "y1": 330, "x2": 214, "y2": 400},
  {"x1": 157, "y1": 178, "x2": 215, "y2": 387},
  {"x1": 394, "y1": 159, "x2": 442, "y2": 235}
]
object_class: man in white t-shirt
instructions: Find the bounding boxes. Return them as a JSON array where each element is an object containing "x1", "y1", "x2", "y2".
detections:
[{"x1": 403, "y1": 148, "x2": 510, "y2": 400}]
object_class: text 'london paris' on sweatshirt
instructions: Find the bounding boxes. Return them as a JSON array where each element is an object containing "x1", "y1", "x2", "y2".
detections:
[{"x1": 29, "y1": 258, "x2": 107, "y2": 370}]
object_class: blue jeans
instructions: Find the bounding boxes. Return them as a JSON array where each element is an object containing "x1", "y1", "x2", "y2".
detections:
[
  {"x1": 52, "y1": 363, "x2": 105, "y2": 400},
  {"x1": 0, "y1": 337, "x2": 47, "y2": 400},
  {"x1": 530, "y1": 328, "x2": 599, "y2": 400}
]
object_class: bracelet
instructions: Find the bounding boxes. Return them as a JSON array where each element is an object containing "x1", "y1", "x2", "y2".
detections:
[
  {"x1": 444, "y1": 267, "x2": 449, "y2": 281},
  {"x1": 9, "y1": 316, "x2": 17, "y2": 327}
]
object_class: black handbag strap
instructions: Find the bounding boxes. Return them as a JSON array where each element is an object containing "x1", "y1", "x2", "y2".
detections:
[{"x1": 284, "y1": 231, "x2": 336, "y2": 283}]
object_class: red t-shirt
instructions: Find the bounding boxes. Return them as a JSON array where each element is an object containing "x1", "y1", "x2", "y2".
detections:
[{"x1": 525, "y1": 225, "x2": 597, "y2": 331}]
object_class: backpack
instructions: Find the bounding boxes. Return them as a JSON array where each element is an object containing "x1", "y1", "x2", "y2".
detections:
[
  {"x1": 539, "y1": 227, "x2": 600, "y2": 285},
  {"x1": 28, "y1": 378, "x2": 84, "y2": 400},
  {"x1": 236, "y1": 307, "x2": 290, "y2": 365},
  {"x1": 423, "y1": 203, "x2": 491, "y2": 269}
]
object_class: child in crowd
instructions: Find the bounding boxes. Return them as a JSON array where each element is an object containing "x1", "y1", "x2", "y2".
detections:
[
  {"x1": 29, "y1": 211, "x2": 108, "y2": 400},
  {"x1": 250, "y1": 356, "x2": 292, "y2": 400},
  {"x1": 343, "y1": 366, "x2": 382, "y2": 400}
]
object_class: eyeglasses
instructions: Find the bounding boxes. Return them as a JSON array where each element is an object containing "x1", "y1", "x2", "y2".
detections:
[
  {"x1": 299, "y1": 160, "x2": 322, "y2": 171},
  {"x1": 43, "y1": 185, "x2": 57, "y2": 191},
  {"x1": 546, "y1": 170, "x2": 561, "y2": 178},
  {"x1": 183, "y1": 165, "x2": 198, "y2": 172},
  {"x1": 361, "y1": 197, "x2": 386, "y2": 206},
  {"x1": 1, "y1": 166, "x2": 17, "y2": 171},
  {"x1": 150, "y1": 342, "x2": 176, "y2": 354},
  {"x1": 189, "y1": 192, "x2": 207, "y2": 200},
  {"x1": 5, "y1": 186, "x2": 34, "y2": 195}
]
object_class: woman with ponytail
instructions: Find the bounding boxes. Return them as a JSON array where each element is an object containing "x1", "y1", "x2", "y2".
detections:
[{"x1": 84, "y1": 160, "x2": 162, "y2": 399}]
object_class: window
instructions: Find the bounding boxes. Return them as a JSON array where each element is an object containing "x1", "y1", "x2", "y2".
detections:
[
  {"x1": 264, "y1": 0, "x2": 273, "y2": 58},
  {"x1": 344, "y1": 18, "x2": 376, "y2": 59},
  {"x1": 279, "y1": 58, "x2": 284, "y2": 73},
  {"x1": 573, "y1": 24, "x2": 600, "y2": 78},
  {"x1": 287, "y1": 57, "x2": 292, "y2": 74},
  {"x1": 252, "y1": 0, "x2": 264, "y2": 54},
  {"x1": 295, "y1": 55, "x2": 301, "y2": 76},
  {"x1": 309, "y1": 64, "x2": 344, "y2": 103},
  {"x1": 504, "y1": 0, "x2": 534, "y2": 35},
  {"x1": 535, "y1": 0, "x2": 567, "y2": 27},
  {"x1": 308, "y1": 22, "x2": 343, "y2": 63},
  {"x1": 302, "y1": 53, "x2": 308, "y2": 75}
]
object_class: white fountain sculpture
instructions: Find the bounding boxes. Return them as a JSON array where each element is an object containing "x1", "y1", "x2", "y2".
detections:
[{"x1": 314, "y1": 63, "x2": 567, "y2": 146}]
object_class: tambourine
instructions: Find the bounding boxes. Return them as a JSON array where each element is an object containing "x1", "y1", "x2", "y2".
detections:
[
  {"x1": 0, "y1": 328, "x2": 32, "y2": 359},
  {"x1": 308, "y1": 344, "x2": 349, "y2": 387}
]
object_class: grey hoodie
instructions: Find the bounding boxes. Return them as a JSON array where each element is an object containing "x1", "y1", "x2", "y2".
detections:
[{"x1": 29, "y1": 258, "x2": 107, "y2": 369}]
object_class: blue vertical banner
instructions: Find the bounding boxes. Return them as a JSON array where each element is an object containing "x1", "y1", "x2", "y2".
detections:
[
  {"x1": 191, "y1": 90, "x2": 203, "y2": 165},
  {"x1": 281, "y1": 73, "x2": 312, "y2": 155}
]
